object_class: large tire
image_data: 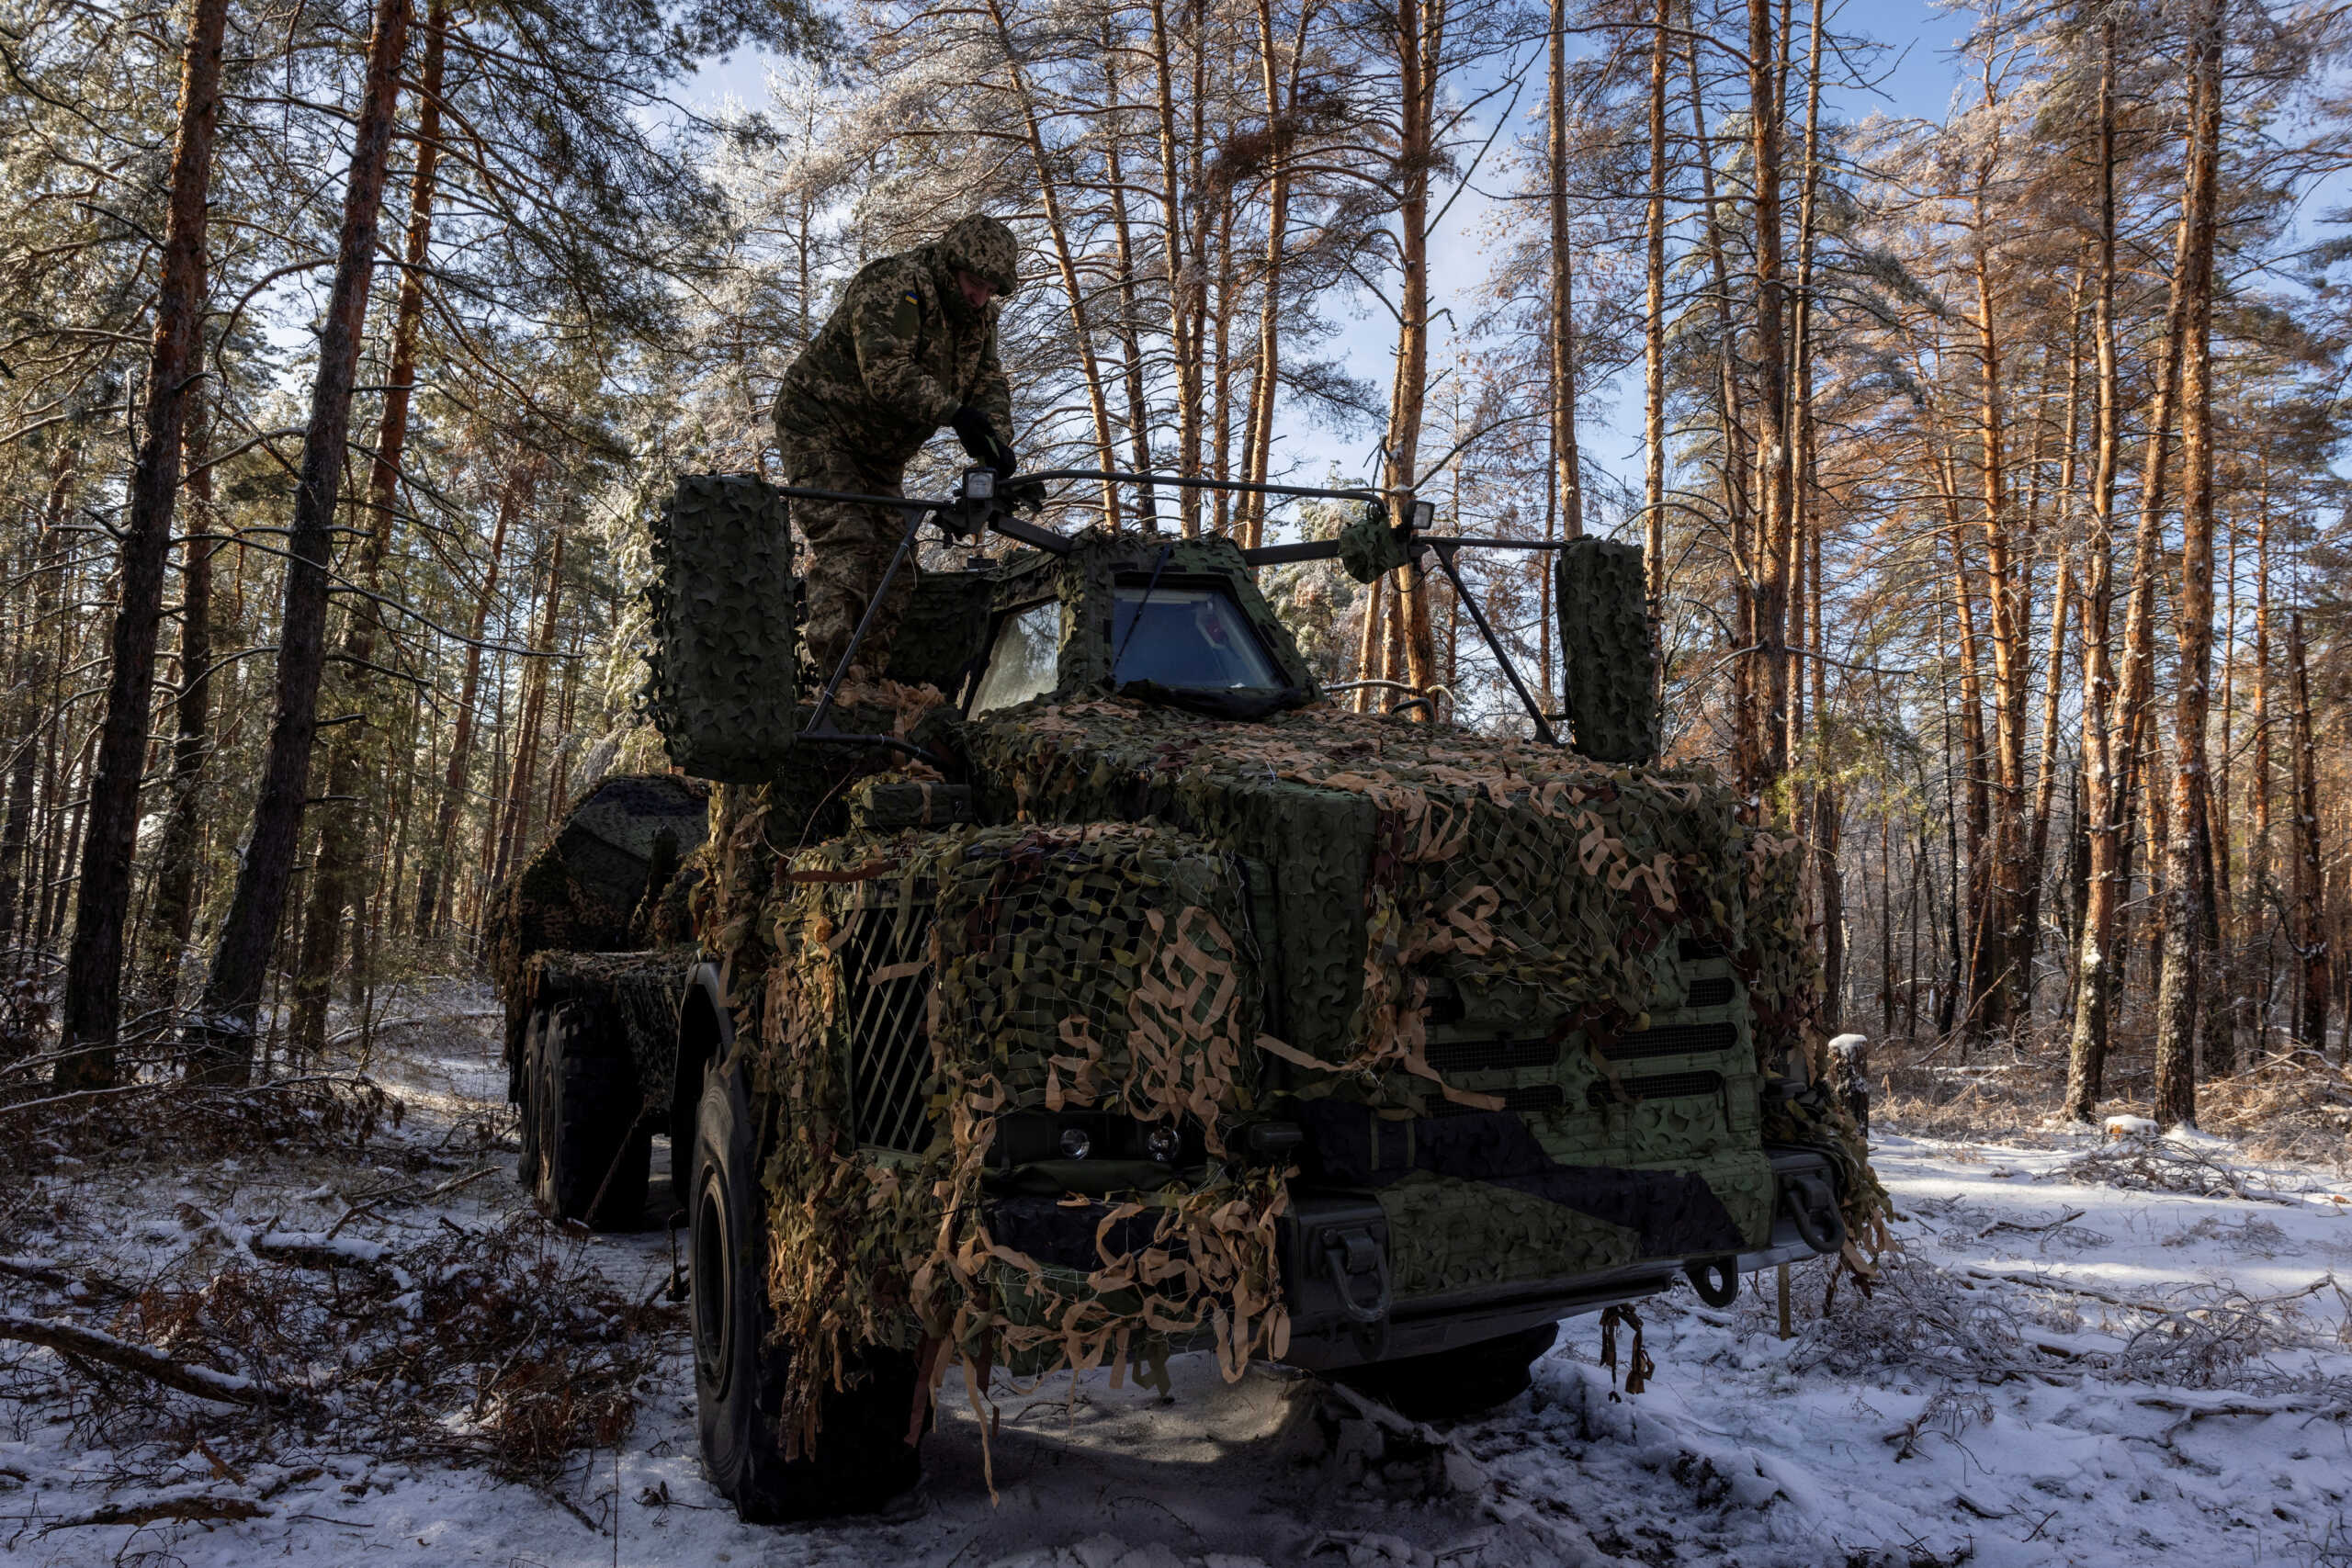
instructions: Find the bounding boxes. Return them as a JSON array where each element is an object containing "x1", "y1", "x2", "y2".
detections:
[
  {"x1": 514, "y1": 1007, "x2": 548, "y2": 1186},
  {"x1": 1333, "y1": 1322, "x2": 1559, "y2": 1422},
  {"x1": 533, "y1": 1000, "x2": 651, "y2": 1230},
  {"x1": 691, "y1": 1049, "x2": 924, "y2": 1521}
]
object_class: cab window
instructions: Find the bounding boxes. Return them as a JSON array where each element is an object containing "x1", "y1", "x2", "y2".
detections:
[
  {"x1": 1111, "y1": 584, "x2": 1282, "y2": 693},
  {"x1": 969, "y1": 600, "x2": 1059, "y2": 714}
]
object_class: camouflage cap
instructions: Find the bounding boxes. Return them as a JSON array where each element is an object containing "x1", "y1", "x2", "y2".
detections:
[{"x1": 935, "y1": 214, "x2": 1020, "y2": 297}]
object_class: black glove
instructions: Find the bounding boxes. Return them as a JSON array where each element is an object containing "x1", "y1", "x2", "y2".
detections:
[
  {"x1": 950, "y1": 405, "x2": 1016, "y2": 478},
  {"x1": 1003, "y1": 477, "x2": 1047, "y2": 514}
]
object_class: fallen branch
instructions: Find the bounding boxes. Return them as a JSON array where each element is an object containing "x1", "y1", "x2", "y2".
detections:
[
  {"x1": 35, "y1": 1488, "x2": 268, "y2": 1533},
  {"x1": 0, "y1": 1313, "x2": 303, "y2": 1408},
  {"x1": 1963, "y1": 1265, "x2": 2148, "y2": 1312},
  {"x1": 2130, "y1": 1392, "x2": 2336, "y2": 1420},
  {"x1": 1982, "y1": 1208, "x2": 2086, "y2": 1238}
]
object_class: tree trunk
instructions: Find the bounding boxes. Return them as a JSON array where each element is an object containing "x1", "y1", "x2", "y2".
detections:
[
  {"x1": 986, "y1": 0, "x2": 1118, "y2": 523},
  {"x1": 53, "y1": 0, "x2": 231, "y2": 1092},
  {"x1": 1239, "y1": 0, "x2": 1309, "y2": 544},
  {"x1": 0, "y1": 440, "x2": 79, "y2": 960},
  {"x1": 1547, "y1": 0, "x2": 1581, "y2": 543},
  {"x1": 2289, "y1": 612, "x2": 2328, "y2": 1055},
  {"x1": 190, "y1": 0, "x2": 411, "y2": 1084},
  {"x1": 289, "y1": 0, "x2": 449, "y2": 1062},
  {"x1": 1384, "y1": 0, "x2": 1441, "y2": 697},
  {"x1": 1147, "y1": 0, "x2": 1203, "y2": 536},
  {"x1": 1642, "y1": 0, "x2": 1668, "y2": 613},
  {"x1": 2071, "y1": 11, "x2": 2188, "y2": 1118},
  {"x1": 416, "y1": 459, "x2": 525, "y2": 934},
  {"x1": 1746, "y1": 0, "x2": 1790, "y2": 807},
  {"x1": 492, "y1": 523, "x2": 565, "y2": 889},
  {"x1": 1968, "y1": 233, "x2": 2027, "y2": 1046},
  {"x1": 1102, "y1": 28, "x2": 1161, "y2": 535},
  {"x1": 2018, "y1": 288, "x2": 2084, "y2": 1036},
  {"x1": 2250, "y1": 479, "x2": 2273, "y2": 1048},
  {"x1": 134, "y1": 278, "x2": 220, "y2": 1010},
  {"x1": 2154, "y1": 0, "x2": 2224, "y2": 1129}
]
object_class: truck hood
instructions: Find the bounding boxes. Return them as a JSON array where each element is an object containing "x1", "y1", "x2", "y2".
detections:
[{"x1": 963, "y1": 696, "x2": 1776, "y2": 1098}]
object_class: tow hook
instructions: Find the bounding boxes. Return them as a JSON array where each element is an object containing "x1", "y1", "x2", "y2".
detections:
[
  {"x1": 1684, "y1": 1257, "x2": 1739, "y2": 1307},
  {"x1": 1320, "y1": 1227, "x2": 1392, "y2": 1325},
  {"x1": 1785, "y1": 1171, "x2": 1847, "y2": 1256}
]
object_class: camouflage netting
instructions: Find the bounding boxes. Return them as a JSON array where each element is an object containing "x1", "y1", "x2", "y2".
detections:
[
  {"x1": 483, "y1": 773, "x2": 708, "y2": 998},
  {"x1": 688, "y1": 790, "x2": 1289, "y2": 1453},
  {"x1": 644, "y1": 473, "x2": 798, "y2": 783},
  {"x1": 966, "y1": 698, "x2": 1749, "y2": 1093},
  {"x1": 670, "y1": 681, "x2": 1883, "y2": 1450},
  {"x1": 1555, "y1": 536, "x2": 1658, "y2": 765},
  {"x1": 965, "y1": 695, "x2": 1887, "y2": 1261}
]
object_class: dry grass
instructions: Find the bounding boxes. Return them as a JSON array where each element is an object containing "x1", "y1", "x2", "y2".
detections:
[
  {"x1": 2200, "y1": 1053, "x2": 2352, "y2": 1168},
  {"x1": 1871, "y1": 1028, "x2": 2349, "y2": 1168}
]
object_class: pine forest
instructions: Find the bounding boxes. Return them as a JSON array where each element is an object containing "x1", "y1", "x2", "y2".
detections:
[{"x1": 6, "y1": 0, "x2": 2352, "y2": 1561}]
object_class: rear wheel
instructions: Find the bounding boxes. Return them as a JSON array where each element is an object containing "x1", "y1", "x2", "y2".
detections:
[
  {"x1": 1332, "y1": 1322, "x2": 1559, "y2": 1422},
  {"x1": 514, "y1": 1007, "x2": 549, "y2": 1186},
  {"x1": 533, "y1": 1000, "x2": 651, "y2": 1229},
  {"x1": 692, "y1": 1048, "x2": 923, "y2": 1521}
]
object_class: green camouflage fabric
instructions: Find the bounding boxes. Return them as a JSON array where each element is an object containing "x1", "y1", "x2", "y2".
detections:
[
  {"x1": 771, "y1": 216, "x2": 1016, "y2": 467},
  {"x1": 773, "y1": 216, "x2": 1020, "y2": 672},
  {"x1": 1335, "y1": 502, "x2": 1408, "y2": 585},
  {"x1": 776, "y1": 441, "x2": 913, "y2": 676},
  {"x1": 960, "y1": 697, "x2": 1788, "y2": 1291}
]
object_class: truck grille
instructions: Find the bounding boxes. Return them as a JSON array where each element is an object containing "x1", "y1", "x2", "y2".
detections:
[
  {"x1": 1588, "y1": 1069, "x2": 1724, "y2": 1109},
  {"x1": 842, "y1": 906, "x2": 934, "y2": 1153},
  {"x1": 1685, "y1": 976, "x2": 1736, "y2": 1008},
  {"x1": 1428, "y1": 1083, "x2": 1566, "y2": 1120},
  {"x1": 1426, "y1": 1036, "x2": 1558, "y2": 1074},
  {"x1": 1601, "y1": 1021, "x2": 1737, "y2": 1062}
]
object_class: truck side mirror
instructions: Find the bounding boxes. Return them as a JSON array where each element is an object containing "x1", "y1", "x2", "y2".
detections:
[
  {"x1": 644, "y1": 473, "x2": 798, "y2": 783},
  {"x1": 1554, "y1": 536, "x2": 1658, "y2": 765}
]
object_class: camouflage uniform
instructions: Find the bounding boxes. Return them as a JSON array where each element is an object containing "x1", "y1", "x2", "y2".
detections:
[{"x1": 774, "y1": 214, "x2": 1019, "y2": 676}]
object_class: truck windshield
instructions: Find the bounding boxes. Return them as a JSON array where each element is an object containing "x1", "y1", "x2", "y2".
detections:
[{"x1": 1111, "y1": 585, "x2": 1282, "y2": 693}]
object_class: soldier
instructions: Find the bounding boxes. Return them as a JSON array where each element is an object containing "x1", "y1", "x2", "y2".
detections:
[{"x1": 773, "y1": 213, "x2": 1022, "y2": 679}]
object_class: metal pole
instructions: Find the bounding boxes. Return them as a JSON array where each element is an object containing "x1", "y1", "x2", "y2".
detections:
[{"x1": 1428, "y1": 541, "x2": 1558, "y2": 746}]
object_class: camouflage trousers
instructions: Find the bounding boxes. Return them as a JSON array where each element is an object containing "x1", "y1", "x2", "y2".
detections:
[{"x1": 780, "y1": 441, "x2": 913, "y2": 678}]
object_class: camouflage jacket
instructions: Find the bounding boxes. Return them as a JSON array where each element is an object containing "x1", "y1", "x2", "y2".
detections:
[{"x1": 773, "y1": 249, "x2": 1013, "y2": 472}]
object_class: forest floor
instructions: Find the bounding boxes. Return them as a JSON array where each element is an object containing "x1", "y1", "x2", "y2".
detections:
[{"x1": 6, "y1": 989, "x2": 2352, "y2": 1568}]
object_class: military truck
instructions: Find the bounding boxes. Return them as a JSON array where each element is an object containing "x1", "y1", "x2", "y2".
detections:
[{"x1": 484, "y1": 468, "x2": 1872, "y2": 1523}]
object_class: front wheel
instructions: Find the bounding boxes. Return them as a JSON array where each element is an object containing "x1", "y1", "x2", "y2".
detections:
[
  {"x1": 691, "y1": 1048, "x2": 924, "y2": 1521},
  {"x1": 1331, "y1": 1322, "x2": 1559, "y2": 1422}
]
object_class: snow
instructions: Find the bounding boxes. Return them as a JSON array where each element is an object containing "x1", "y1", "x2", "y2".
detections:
[{"x1": 6, "y1": 993, "x2": 2352, "y2": 1566}]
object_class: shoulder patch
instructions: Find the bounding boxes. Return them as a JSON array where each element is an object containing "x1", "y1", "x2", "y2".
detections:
[{"x1": 891, "y1": 289, "x2": 921, "y2": 337}]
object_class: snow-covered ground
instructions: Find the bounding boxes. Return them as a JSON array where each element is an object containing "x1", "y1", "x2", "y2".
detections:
[{"x1": 6, "y1": 994, "x2": 2351, "y2": 1568}]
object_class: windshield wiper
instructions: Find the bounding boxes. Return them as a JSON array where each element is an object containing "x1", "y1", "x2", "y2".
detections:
[{"x1": 1110, "y1": 543, "x2": 1174, "y2": 678}]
